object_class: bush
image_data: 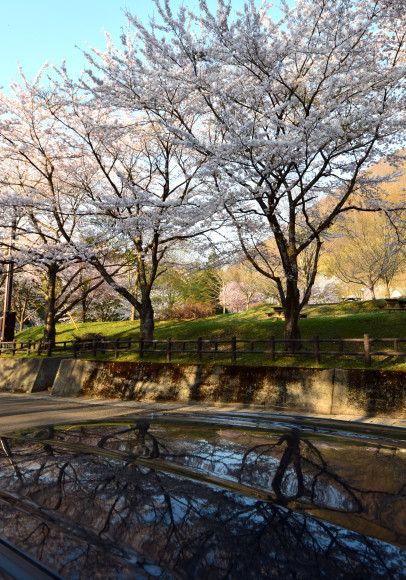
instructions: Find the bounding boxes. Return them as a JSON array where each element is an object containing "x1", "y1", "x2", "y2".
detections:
[
  {"x1": 164, "y1": 302, "x2": 214, "y2": 320},
  {"x1": 213, "y1": 304, "x2": 229, "y2": 315},
  {"x1": 74, "y1": 333, "x2": 106, "y2": 350}
]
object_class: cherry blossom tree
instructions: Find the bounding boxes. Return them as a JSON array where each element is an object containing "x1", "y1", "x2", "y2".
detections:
[
  {"x1": 8, "y1": 269, "x2": 42, "y2": 331},
  {"x1": 0, "y1": 74, "x2": 102, "y2": 344},
  {"x1": 309, "y1": 275, "x2": 340, "y2": 304},
  {"x1": 41, "y1": 73, "x2": 214, "y2": 341},
  {"x1": 86, "y1": 0, "x2": 406, "y2": 343},
  {"x1": 220, "y1": 262, "x2": 263, "y2": 311}
]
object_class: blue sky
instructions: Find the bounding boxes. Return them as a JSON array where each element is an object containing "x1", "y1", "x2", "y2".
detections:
[{"x1": 1, "y1": 0, "x2": 283, "y2": 90}]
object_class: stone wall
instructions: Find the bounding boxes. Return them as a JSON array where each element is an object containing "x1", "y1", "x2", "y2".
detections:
[
  {"x1": 0, "y1": 358, "x2": 63, "y2": 393},
  {"x1": 51, "y1": 360, "x2": 406, "y2": 418}
]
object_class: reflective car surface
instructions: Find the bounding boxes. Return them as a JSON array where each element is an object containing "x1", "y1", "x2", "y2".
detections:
[{"x1": 0, "y1": 413, "x2": 405, "y2": 579}]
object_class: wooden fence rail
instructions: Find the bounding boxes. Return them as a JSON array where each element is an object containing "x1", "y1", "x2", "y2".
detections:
[{"x1": 2, "y1": 334, "x2": 406, "y2": 366}]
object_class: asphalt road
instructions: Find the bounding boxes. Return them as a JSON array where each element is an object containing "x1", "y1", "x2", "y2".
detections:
[
  {"x1": 0, "y1": 393, "x2": 186, "y2": 433},
  {"x1": 1, "y1": 392, "x2": 406, "y2": 434}
]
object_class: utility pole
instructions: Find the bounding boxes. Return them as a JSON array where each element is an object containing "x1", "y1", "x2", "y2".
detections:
[{"x1": 1, "y1": 214, "x2": 16, "y2": 342}]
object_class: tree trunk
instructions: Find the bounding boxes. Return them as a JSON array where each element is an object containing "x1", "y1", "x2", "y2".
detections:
[
  {"x1": 139, "y1": 298, "x2": 154, "y2": 342},
  {"x1": 284, "y1": 309, "x2": 301, "y2": 346},
  {"x1": 18, "y1": 314, "x2": 24, "y2": 333},
  {"x1": 221, "y1": 280, "x2": 227, "y2": 314},
  {"x1": 43, "y1": 264, "x2": 58, "y2": 347},
  {"x1": 18, "y1": 297, "x2": 28, "y2": 332},
  {"x1": 88, "y1": 259, "x2": 156, "y2": 340},
  {"x1": 81, "y1": 296, "x2": 87, "y2": 323},
  {"x1": 283, "y1": 279, "x2": 301, "y2": 351},
  {"x1": 385, "y1": 280, "x2": 391, "y2": 299}
]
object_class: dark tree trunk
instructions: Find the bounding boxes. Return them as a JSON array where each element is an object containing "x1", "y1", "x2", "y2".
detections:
[
  {"x1": 283, "y1": 309, "x2": 301, "y2": 346},
  {"x1": 139, "y1": 298, "x2": 155, "y2": 342},
  {"x1": 43, "y1": 264, "x2": 58, "y2": 347},
  {"x1": 89, "y1": 259, "x2": 156, "y2": 341},
  {"x1": 283, "y1": 278, "x2": 302, "y2": 351}
]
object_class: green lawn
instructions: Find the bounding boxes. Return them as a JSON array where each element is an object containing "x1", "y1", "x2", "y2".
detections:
[
  {"x1": 12, "y1": 300, "x2": 406, "y2": 369},
  {"x1": 15, "y1": 299, "x2": 403, "y2": 342}
]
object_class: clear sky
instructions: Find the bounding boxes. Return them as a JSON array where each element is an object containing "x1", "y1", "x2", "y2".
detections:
[{"x1": 1, "y1": 0, "x2": 281, "y2": 90}]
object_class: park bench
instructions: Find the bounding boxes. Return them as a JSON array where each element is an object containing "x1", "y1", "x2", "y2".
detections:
[
  {"x1": 267, "y1": 307, "x2": 307, "y2": 321},
  {"x1": 341, "y1": 296, "x2": 361, "y2": 302},
  {"x1": 384, "y1": 298, "x2": 406, "y2": 312}
]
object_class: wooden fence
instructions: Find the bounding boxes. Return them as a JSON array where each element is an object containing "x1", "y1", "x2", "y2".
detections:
[{"x1": 1, "y1": 334, "x2": 406, "y2": 366}]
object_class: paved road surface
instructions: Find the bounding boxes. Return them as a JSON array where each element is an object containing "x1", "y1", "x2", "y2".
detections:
[
  {"x1": 1, "y1": 392, "x2": 405, "y2": 434},
  {"x1": 0, "y1": 393, "x2": 187, "y2": 433}
]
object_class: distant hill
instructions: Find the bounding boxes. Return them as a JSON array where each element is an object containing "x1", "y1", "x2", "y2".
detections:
[
  {"x1": 318, "y1": 150, "x2": 406, "y2": 297},
  {"x1": 365, "y1": 150, "x2": 406, "y2": 203}
]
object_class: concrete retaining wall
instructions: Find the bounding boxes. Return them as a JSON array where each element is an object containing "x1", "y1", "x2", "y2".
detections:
[
  {"x1": 2, "y1": 356, "x2": 405, "y2": 418},
  {"x1": 0, "y1": 358, "x2": 63, "y2": 393},
  {"x1": 51, "y1": 360, "x2": 406, "y2": 418}
]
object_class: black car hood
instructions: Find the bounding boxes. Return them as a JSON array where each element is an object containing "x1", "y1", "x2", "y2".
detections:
[{"x1": 0, "y1": 413, "x2": 405, "y2": 579}]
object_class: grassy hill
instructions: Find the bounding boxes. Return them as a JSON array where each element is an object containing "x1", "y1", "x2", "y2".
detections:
[
  {"x1": 14, "y1": 300, "x2": 406, "y2": 369},
  {"x1": 16, "y1": 300, "x2": 396, "y2": 342}
]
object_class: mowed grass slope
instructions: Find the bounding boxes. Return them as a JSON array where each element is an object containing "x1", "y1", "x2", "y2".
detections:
[
  {"x1": 15, "y1": 299, "x2": 405, "y2": 343},
  {"x1": 14, "y1": 301, "x2": 406, "y2": 368}
]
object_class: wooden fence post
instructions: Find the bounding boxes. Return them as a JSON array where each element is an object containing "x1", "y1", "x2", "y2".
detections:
[
  {"x1": 231, "y1": 337, "x2": 237, "y2": 362},
  {"x1": 115, "y1": 339, "x2": 119, "y2": 358},
  {"x1": 166, "y1": 337, "x2": 172, "y2": 362},
  {"x1": 73, "y1": 341, "x2": 78, "y2": 359},
  {"x1": 12, "y1": 341, "x2": 16, "y2": 356},
  {"x1": 47, "y1": 342, "x2": 52, "y2": 357},
  {"x1": 92, "y1": 339, "x2": 97, "y2": 357},
  {"x1": 197, "y1": 337, "x2": 202, "y2": 362},
  {"x1": 139, "y1": 337, "x2": 144, "y2": 358},
  {"x1": 364, "y1": 334, "x2": 371, "y2": 366},
  {"x1": 26, "y1": 340, "x2": 31, "y2": 355},
  {"x1": 314, "y1": 336, "x2": 320, "y2": 364}
]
